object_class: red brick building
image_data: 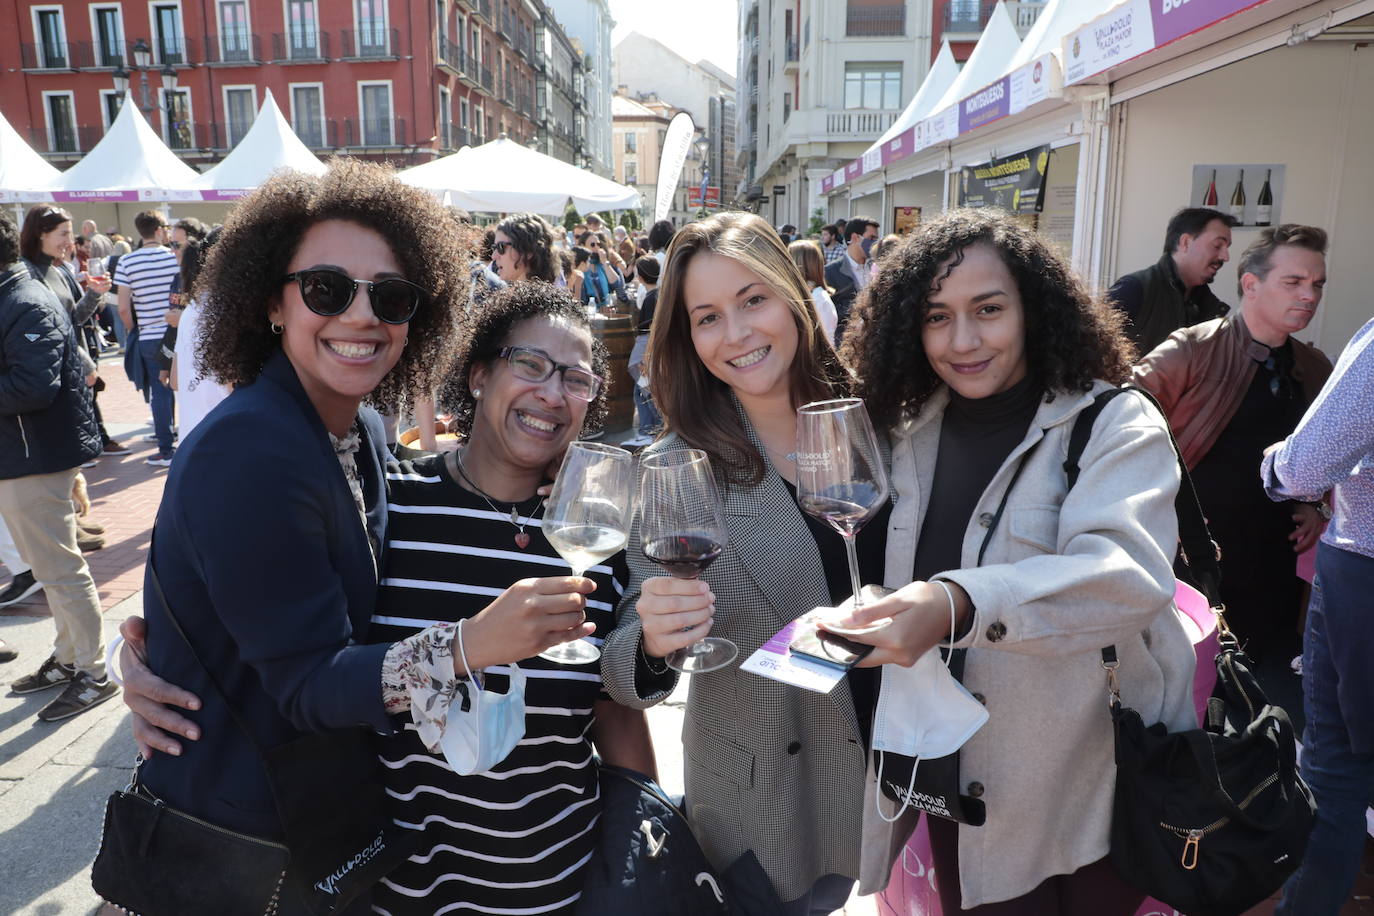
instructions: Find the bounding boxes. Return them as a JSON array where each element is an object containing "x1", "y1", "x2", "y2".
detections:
[{"x1": 0, "y1": 0, "x2": 582, "y2": 169}]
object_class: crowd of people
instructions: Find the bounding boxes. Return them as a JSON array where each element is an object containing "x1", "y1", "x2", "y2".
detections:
[{"x1": 0, "y1": 158, "x2": 1368, "y2": 916}]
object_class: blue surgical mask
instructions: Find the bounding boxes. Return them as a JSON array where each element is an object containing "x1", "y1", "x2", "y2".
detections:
[
  {"x1": 439, "y1": 620, "x2": 527, "y2": 775},
  {"x1": 860, "y1": 237, "x2": 875, "y2": 257}
]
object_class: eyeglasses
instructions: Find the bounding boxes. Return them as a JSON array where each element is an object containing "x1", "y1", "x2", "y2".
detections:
[
  {"x1": 492, "y1": 240, "x2": 512, "y2": 255},
  {"x1": 497, "y1": 346, "x2": 602, "y2": 401},
  {"x1": 282, "y1": 267, "x2": 426, "y2": 325}
]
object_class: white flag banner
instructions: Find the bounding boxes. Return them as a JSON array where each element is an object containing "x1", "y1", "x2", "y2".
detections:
[{"x1": 655, "y1": 112, "x2": 696, "y2": 223}]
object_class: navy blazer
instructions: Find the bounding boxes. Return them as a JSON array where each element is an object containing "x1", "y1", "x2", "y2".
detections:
[
  {"x1": 141, "y1": 349, "x2": 393, "y2": 839},
  {"x1": 824, "y1": 256, "x2": 862, "y2": 341}
]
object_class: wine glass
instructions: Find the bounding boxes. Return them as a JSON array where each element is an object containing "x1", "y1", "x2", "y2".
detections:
[
  {"x1": 539, "y1": 442, "x2": 634, "y2": 664},
  {"x1": 795, "y1": 398, "x2": 891, "y2": 631},
  {"x1": 638, "y1": 449, "x2": 738, "y2": 673}
]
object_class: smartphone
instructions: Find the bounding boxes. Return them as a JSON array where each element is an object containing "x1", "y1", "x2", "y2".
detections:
[{"x1": 788, "y1": 622, "x2": 873, "y2": 670}]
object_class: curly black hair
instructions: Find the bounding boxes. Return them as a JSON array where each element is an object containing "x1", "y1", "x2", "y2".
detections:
[
  {"x1": 0, "y1": 209, "x2": 19, "y2": 265},
  {"x1": 442, "y1": 282, "x2": 608, "y2": 438},
  {"x1": 495, "y1": 212, "x2": 556, "y2": 283},
  {"x1": 194, "y1": 158, "x2": 471, "y2": 409},
  {"x1": 842, "y1": 208, "x2": 1133, "y2": 430}
]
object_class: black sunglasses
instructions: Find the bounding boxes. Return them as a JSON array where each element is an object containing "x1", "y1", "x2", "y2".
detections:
[
  {"x1": 282, "y1": 268, "x2": 425, "y2": 325},
  {"x1": 493, "y1": 240, "x2": 512, "y2": 255}
]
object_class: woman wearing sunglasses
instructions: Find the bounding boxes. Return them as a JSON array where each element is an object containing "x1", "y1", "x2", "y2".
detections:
[{"x1": 491, "y1": 212, "x2": 557, "y2": 285}]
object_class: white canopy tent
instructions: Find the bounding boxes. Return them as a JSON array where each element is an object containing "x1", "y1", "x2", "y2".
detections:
[
  {"x1": 869, "y1": 42, "x2": 961, "y2": 153},
  {"x1": 48, "y1": 100, "x2": 201, "y2": 203},
  {"x1": 398, "y1": 138, "x2": 640, "y2": 217},
  {"x1": 0, "y1": 111, "x2": 61, "y2": 204},
  {"x1": 191, "y1": 90, "x2": 326, "y2": 199},
  {"x1": 929, "y1": 3, "x2": 1024, "y2": 117}
]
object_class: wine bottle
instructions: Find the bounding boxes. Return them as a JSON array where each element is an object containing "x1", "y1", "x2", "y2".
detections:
[
  {"x1": 1203, "y1": 169, "x2": 1218, "y2": 207},
  {"x1": 1229, "y1": 170, "x2": 1246, "y2": 223},
  {"x1": 1256, "y1": 169, "x2": 1273, "y2": 226}
]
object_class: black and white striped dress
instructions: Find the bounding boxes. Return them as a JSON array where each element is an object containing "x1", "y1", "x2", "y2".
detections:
[{"x1": 369, "y1": 454, "x2": 627, "y2": 915}]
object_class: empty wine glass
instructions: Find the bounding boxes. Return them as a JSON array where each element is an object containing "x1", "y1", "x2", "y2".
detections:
[
  {"x1": 539, "y1": 442, "x2": 634, "y2": 664},
  {"x1": 638, "y1": 449, "x2": 738, "y2": 673},
  {"x1": 796, "y1": 398, "x2": 891, "y2": 631}
]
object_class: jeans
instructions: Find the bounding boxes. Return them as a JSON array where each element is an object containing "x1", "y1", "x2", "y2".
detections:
[
  {"x1": 779, "y1": 873, "x2": 854, "y2": 916},
  {"x1": 138, "y1": 338, "x2": 175, "y2": 454},
  {"x1": 1276, "y1": 544, "x2": 1374, "y2": 916},
  {"x1": 633, "y1": 384, "x2": 662, "y2": 437},
  {"x1": 105, "y1": 302, "x2": 127, "y2": 348}
]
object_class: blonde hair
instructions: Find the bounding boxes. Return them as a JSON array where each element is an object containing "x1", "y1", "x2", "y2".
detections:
[{"x1": 650, "y1": 212, "x2": 849, "y2": 486}]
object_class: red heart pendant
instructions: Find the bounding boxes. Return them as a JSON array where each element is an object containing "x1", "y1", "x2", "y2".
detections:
[{"x1": 514, "y1": 531, "x2": 531, "y2": 549}]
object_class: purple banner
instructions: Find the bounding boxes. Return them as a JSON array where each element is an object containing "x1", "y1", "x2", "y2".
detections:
[
  {"x1": 200, "y1": 189, "x2": 246, "y2": 201},
  {"x1": 882, "y1": 128, "x2": 915, "y2": 166},
  {"x1": 845, "y1": 160, "x2": 863, "y2": 181},
  {"x1": 958, "y1": 76, "x2": 1012, "y2": 134},
  {"x1": 1150, "y1": 0, "x2": 1267, "y2": 47},
  {"x1": 51, "y1": 190, "x2": 140, "y2": 202},
  {"x1": 821, "y1": 175, "x2": 834, "y2": 193}
]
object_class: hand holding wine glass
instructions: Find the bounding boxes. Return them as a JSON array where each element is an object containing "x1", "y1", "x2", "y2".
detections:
[
  {"x1": 795, "y1": 398, "x2": 891, "y2": 630},
  {"x1": 638, "y1": 449, "x2": 738, "y2": 673},
  {"x1": 538, "y1": 442, "x2": 633, "y2": 664}
]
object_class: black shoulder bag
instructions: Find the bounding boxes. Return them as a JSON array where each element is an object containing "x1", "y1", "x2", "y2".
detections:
[
  {"x1": 1067, "y1": 387, "x2": 1316, "y2": 916},
  {"x1": 93, "y1": 563, "x2": 416, "y2": 916}
]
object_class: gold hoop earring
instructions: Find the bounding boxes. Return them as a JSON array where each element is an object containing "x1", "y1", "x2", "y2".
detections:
[{"x1": 269, "y1": 321, "x2": 283, "y2": 335}]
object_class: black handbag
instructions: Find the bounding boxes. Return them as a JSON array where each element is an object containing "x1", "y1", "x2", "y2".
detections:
[
  {"x1": 93, "y1": 562, "x2": 415, "y2": 915},
  {"x1": 575, "y1": 764, "x2": 731, "y2": 916},
  {"x1": 1068, "y1": 388, "x2": 1316, "y2": 916}
]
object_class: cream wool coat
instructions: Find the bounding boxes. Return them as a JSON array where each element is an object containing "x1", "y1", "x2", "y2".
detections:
[{"x1": 857, "y1": 382, "x2": 1199, "y2": 908}]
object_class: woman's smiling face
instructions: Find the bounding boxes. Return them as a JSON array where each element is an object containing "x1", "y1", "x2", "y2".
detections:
[{"x1": 920, "y1": 243, "x2": 1029, "y2": 400}]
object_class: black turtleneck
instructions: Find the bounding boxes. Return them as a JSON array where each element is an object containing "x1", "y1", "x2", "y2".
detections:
[{"x1": 912, "y1": 374, "x2": 1044, "y2": 582}]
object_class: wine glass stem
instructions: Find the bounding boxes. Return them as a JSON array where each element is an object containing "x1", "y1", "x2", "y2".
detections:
[{"x1": 843, "y1": 534, "x2": 863, "y2": 610}]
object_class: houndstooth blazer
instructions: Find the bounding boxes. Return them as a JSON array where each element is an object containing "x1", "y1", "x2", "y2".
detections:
[{"x1": 601, "y1": 411, "x2": 879, "y2": 903}]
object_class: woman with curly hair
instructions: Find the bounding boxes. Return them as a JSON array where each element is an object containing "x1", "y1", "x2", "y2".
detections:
[
  {"x1": 836, "y1": 209, "x2": 1197, "y2": 914},
  {"x1": 118, "y1": 159, "x2": 600, "y2": 915},
  {"x1": 492, "y1": 211, "x2": 557, "y2": 284},
  {"x1": 601, "y1": 212, "x2": 890, "y2": 915}
]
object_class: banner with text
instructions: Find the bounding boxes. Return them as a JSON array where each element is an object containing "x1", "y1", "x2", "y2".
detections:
[
  {"x1": 957, "y1": 146, "x2": 1051, "y2": 214},
  {"x1": 654, "y1": 111, "x2": 696, "y2": 223}
]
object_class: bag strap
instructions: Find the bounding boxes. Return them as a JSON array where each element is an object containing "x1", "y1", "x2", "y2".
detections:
[
  {"x1": 976, "y1": 437, "x2": 1043, "y2": 568},
  {"x1": 1176, "y1": 722, "x2": 1299, "y2": 833}
]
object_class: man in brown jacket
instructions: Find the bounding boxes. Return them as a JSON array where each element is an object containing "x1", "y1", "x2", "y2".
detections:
[{"x1": 1135, "y1": 224, "x2": 1332, "y2": 663}]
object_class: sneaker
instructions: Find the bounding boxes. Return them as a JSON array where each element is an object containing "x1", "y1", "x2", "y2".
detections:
[
  {"x1": 79, "y1": 520, "x2": 106, "y2": 535},
  {"x1": 0, "y1": 570, "x2": 42, "y2": 608},
  {"x1": 0, "y1": 640, "x2": 16, "y2": 664},
  {"x1": 10, "y1": 655, "x2": 76, "y2": 694},
  {"x1": 101, "y1": 440, "x2": 130, "y2": 454},
  {"x1": 36, "y1": 671, "x2": 119, "y2": 722},
  {"x1": 143, "y1": 432, "x2": 159, "y2": 441},
  {"x1": 77, "y1": 530, "x2": 105, "y2": 552},
  {"x1": 146, "y1": 451, "x2": 174, "y2": 468}
]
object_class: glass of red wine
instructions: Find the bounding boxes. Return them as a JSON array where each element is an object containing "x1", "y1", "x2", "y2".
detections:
[
  {"x1": 638, "y1": 448, "x2": 738, "y2": 673},
  {"x1": 795, "y1": 398, "x2": 891, "y2": 630}
]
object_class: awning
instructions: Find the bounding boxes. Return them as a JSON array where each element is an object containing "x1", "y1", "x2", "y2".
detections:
[
  {"x1": 47, "y1": 100, "x2": 201, "y2": 203},
  {"x1": 0, "y1": 110, "x2": 61, "y2": 203},
  {"x1": 190, "y1": 90, "x2": 327, "y2": 200}
]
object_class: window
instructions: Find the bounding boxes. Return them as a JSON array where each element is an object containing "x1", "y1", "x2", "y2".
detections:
[
  {"x1": 356, "y1": 0, "x2": 387, "y2": 55},
  {"x1": 436, "y1": 0, "x2": 446, "y2": 40},
  {"x1": 100, "y1": 90, "x2": 124, "y2": 130},
  {"x1": 783, "y1": 92, "x2": 791, "y2": 122},
  {"x1": 459, "y1": 98, "x2": 469, "y2": 130},
  {"x1": 291, "y1": 83, "x2": 325, "y2": 147},
  {"x1": 160, "y1": 87, "x2": 193, "y2": 149},
  {"x1": 153, "y1": 4, "x2": 185, "y2": 64},
  {"x1": 844, "y1": 62, "x2": 900, "y2": 110},
  {"x1": 439, "y1": 86, "x2": 452, "y2": 147},
  {"x1": 92, "y1": 6, "x2": 124, "y2": 67},
  {"x1": 624, "y1": 131, "x2": 636, "y2": 153},
  {"x1": 224, "y1": 86, "x2": 254, "y2": 147},
  {"x1": 219, "y1": 1, "x2": 250, "y2": 61},
  {"x1": 359, "y1": 82, "x2": 393, "y2": 145},
  {"x1": 287, "y1": 0, "x2": 319, "y2": 59},
  {"x1": 43, "y1": 91, "x2": 76, "y2": 151},
  {"x1": 625, "y1": 161, "x2": 637, "y2": 184},
  {"x1": 34, "y1": 8, "x2": 67, "y2": 68}
]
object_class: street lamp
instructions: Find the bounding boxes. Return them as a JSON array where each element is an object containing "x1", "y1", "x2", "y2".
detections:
[
  {"x1": 693, "y1": 135, "x2": 712, "y2": 215},
  {"x1": 119, "y1": 39, "x2": 184, "y2": 145}
]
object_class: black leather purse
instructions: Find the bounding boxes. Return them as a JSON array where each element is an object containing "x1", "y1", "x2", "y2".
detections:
[{"x1": 1069, "y1": 388, "x2": 1316, "y2": 916}]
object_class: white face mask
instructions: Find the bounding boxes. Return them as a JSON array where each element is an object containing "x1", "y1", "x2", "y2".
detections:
[
  {"x1": 439, "y1": 619, "x2": 527, "y2": 776},
  {"x1": 871, "y1": 645, "x2": 989, "y2": 823}
]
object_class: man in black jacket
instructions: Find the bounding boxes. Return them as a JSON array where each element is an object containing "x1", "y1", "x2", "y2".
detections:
[
  {"x1": 0, "y1": 210, "x2": 115, "y2": 721},
  {"x1": 824, "y1": 215, "x2": 879, "y2": 343},
  {"x1": 1108, "y1": 207, "x2": 1236, "y2": 355}
]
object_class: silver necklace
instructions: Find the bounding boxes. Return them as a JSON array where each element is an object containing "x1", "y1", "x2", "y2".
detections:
[{"x1": 453, "y1": 449, "x2": 542, "y2": 549}]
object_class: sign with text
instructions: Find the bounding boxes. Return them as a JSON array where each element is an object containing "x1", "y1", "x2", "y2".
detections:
[
  {"x1": 1064, "y1": 0, "x2": 1155, "y2": 84},
  {"x1": 957, "y1": 145, "x2": 1051, "y2": 214},
  {"x1": 959, "y1": 76, "x2": 1012, "y2": 134},
  {"x1": 687, "y1": 185, "x2": 721, "y2": 209}
]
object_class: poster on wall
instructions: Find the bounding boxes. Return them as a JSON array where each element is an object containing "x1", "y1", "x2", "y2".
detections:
[
  {"x1": 1190, "y1": 164, "x2": 1285, "y2": 228},
  {"x1": 893, "y1": 207, "x2": 922, "y2": 235},
  {"x1": 958, "y1": 145, "x2": 1051, "y2": 215}
]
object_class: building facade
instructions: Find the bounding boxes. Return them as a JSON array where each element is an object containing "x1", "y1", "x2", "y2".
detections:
[
  {"x1": 612, "y1": 31, "x2": 738, "y2": 211},
  {"x1": 932, "y1": 0, "x2": 1046, "y2": 63},
  {"x1": 737, "y1": 0, "x2": 933, "y2": 231},
  {"x1": 542, "y1": 0, "x2": 614, "y2": 177},
  {"x1": 611, "y1": 90, "x2": 709, "y2": 226},
  {"x1": 1, "y1": 0, "x2": 585, "y2": 171}
]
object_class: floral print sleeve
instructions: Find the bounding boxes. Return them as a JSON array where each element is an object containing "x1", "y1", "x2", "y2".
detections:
[{"x1": 380, "y1": 623, "x2": 479, "y2": 752}]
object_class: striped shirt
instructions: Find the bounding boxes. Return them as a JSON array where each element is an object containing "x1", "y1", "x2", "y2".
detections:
[
  {"x1": 114, "y1": 244, "x2": 178, "y2": 335},
  {"x1": 369, "y1": 454, "x2": 627, "y2": 916}
]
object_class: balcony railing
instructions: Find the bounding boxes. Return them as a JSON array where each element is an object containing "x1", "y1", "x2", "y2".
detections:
[
  {"x1": 945, "y1": 0, "x2": 1043, "y2": 35},
  {"x1": 517, "y1": 92, "x2": 533, "y2": 118},
  {"x1": 470, "y1": 0, "x2": 492, "y2": 23},
  {"x1": 21, "y1": 41, "x2": 72, "y2": 70},
  {"x1": 481, "y1": 67, "x2": 494, "y2": 92},
  {"x1": 441, "y1": 123, "x2": 472, "y2": 150},
  {"x1": 151, "y1": 37, "x2": 197, "y2": 66},
  {"x1": 205, "y1": 31, "x2": 263, "y2": 65},
  {"x1": 27, "y1": 124, "x2": 101, "y2": 153},
  {"x1": 343, "y1": 117, "x2": 407, "y2": 147},
  {"x1": 68, "y1": 39, "x2": 134, "y2": 69},
  {"x1": 272, "y1": 30, "x2": 330, "y2": 62},
  {"x1": 846, "y1": 4, "x2": 906, "y2": 36},
  {"x1": 292, "y1": 119, "x2": 339, "y2": 150},
  {"x1": 341, "y1": 27, "x2": 397, "y2": 59}
]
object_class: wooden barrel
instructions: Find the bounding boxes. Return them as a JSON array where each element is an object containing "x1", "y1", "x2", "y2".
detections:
[{"x1": 592, "y1": 314, "x2": 636, "y2": 432}]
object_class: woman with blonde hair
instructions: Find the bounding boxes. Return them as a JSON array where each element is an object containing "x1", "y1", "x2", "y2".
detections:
[
  {"x1": 788, "y1": 238, "x2": 839, "y2": 344},
  {"x1": 602, "y1": 212, "x2": 890, "y2": 914}
]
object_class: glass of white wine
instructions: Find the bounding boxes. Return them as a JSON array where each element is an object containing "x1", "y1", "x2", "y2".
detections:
[{"x1": 539, "y1": 441, "x2": 633, "y2": 664}]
